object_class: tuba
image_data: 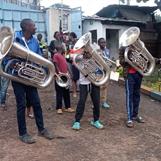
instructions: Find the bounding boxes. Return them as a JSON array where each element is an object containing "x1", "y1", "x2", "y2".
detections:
[
  {"x1": 119, "y1": 27, "x2": 155, "y2": 76},
  {"x1": 72, "y1": 32, "x2": 111, "y2": 86},
  {"x1": 0, "y1": 26, "x2": 55, "y2": 88}
]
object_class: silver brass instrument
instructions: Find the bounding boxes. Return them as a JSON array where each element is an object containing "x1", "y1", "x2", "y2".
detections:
[
  {"x1": 72, "y1": 32, "x2": 111, "y2": 86},
  {"x1": 119, "y1": 27, "x2": 155, "y2": 76},
  {"x1": 55, "y1": 72, "x2": 70, "y2": 88},
  {"x1": 0, "y1": 26, "x2": 55, "y2": 88},
  {"x1": 101, "y1": 54, "x2": 118, "y2": 71}
]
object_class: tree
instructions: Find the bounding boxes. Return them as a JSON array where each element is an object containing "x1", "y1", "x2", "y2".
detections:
[
  {"x1": 136, "y1": 0, "x2": 149, "y2": 2},
  {"x1": 120, "y1": 0, "x2": 161, "y2": 7},
  {"x1": 137, "y1": 0, "x2": 161, "y2": 8}
]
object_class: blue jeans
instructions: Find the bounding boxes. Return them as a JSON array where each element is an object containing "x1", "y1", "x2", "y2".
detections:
[
  {"x1": 12, "y1": 81, "x2": 44, "y2": 136},
  {"x1": 0, "y1": 76, "x2": 10, "y2": 105},
  {"x1": 125, "y1": 72, "x2": 142, "y2": 121}
]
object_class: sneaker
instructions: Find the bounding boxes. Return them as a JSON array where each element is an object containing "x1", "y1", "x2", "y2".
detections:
[
  {"x1": 19, "y1": 133, "x2": 36, "y2": 144},
  {"x1": 132, "y1": 116, "x2": 145, "y2": 123},
  {"x1": 126, "y1": 120, "x2": 134, "y2": 128},
  {"x1": 102, "y1": 102, "x2": 110, "y2": 109},
  {"x1": 90, "y1": 120, "x2": 104, "y2": 129},
  {"x1": 72, "y1": 122, "x2": 80, "y2": 130},
  {"x1": 57, "y1": 109, "x2": 63, "y2": 114},
  {"x1": 73, "y1": 93, "x2": 77, "y2": 98},
  {"x1": 63, "y1": 107, "x2": 75, "y2": 113},
  {"x1": 27, "y1": 114, "x2": 34, "y2": 119},
  {"x1": 38, "y1": 128, "x2": 54, "y2": 140}
]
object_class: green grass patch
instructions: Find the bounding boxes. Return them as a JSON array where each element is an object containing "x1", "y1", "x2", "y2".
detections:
[{"x1": 142, "y1": 65, "x2": 161, "y2": 92}]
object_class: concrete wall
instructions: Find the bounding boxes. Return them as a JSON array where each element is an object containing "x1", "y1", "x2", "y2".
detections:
[
  {"x1": 0, "y1": 1, "x2": 46, "y2": 39},
  {"x1": 46, "y1": 7, "x2": 82, "y2": 43},
  {"x1": 71, "y1": 7, "x2": 82, "y2": 38},
  {"x1": 83, "y1": 20, "x2": 104, "y2": 39},
  {"x1": 46, "y1": 7, "x2": 72, "y2": 43},
  {"x1": 46, "y1": 8, "x2": 60, "y2": 43}
]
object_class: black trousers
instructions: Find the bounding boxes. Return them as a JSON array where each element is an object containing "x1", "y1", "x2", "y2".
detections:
[
  {"x1": 75, "y1": 84, "x2": 100, "y2": 122},
  {"x1": 12, "y1": 81, "x2": 44, "y2": 136},
  {"x1": 55, "y1": 81, "x2": 71, "y2": 109}
]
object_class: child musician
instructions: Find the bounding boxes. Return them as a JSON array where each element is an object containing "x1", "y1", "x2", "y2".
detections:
[
  {"x1": 53, "y1": 44, "x2": 75, "y2": 114},
  {"x1": 72, "y1": 53, "x2": 104, "y2": 130}
]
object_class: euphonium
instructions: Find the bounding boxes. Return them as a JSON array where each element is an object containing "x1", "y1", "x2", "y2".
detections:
[
  {"x1": 119, "y1": 27, "x2": 155, "y2": 76},
  {"x1": 0, "y1": 26, "x2": 55, "y2": 88},
  {"x1": 72, "y1": 32, "x2": 111, "y2": 86}
]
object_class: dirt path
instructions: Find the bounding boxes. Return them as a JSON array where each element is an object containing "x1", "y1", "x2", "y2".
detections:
[{"x1": 0, "y1": 81, "x2": 161, "y2": 161}]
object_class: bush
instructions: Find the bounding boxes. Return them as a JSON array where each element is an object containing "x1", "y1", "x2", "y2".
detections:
[
  {"x1": 116, "y1": 67, "x2": 123, "y2": 77},
  {"x1": 142, "y1": 65, "x2": 161, "y2": 92}
]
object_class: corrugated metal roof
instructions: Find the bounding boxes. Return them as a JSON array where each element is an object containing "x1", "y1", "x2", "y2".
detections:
[
  {"x1": 83, "y1": 15, "x2": 146, "y2": 25},
  {"x1": 96, "y1": 5, "x2": 158, "y2": 18}
]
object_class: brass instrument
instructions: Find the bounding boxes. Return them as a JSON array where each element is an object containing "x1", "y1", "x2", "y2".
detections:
[
  {"x1": 55, "y1": 72, "x2": 70, "y2": 88},
  {"x1": 0, "y1": 26, "x2": 55, "y2": 88},
  {"x1": 119, "y1": 27, "x2": 155, "y2": 76},
  {"x1": 101, "y1": 54, "x2": 118, "y2": 71},
  {"x1": 72, "y1": 32, "x2": 111, "y2": 86}
]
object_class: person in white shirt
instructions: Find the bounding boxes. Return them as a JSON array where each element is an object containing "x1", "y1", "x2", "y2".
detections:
[{"x1": 72, "y1": 72, "x2": 104, "y2": 130}]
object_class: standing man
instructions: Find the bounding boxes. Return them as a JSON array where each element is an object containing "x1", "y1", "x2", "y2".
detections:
[
  {"x1": 66, "y1": 32, "x2": 80, "y2": 98},
  {"x1": 119, "y1": 47, "x2": 145, "y2": 128},
  {"x1": 12, "y1": 19, "x2": 54, "y2": 144},
  {"x1": 98, "y1": 38, "x2": 110, "y2": 109}
]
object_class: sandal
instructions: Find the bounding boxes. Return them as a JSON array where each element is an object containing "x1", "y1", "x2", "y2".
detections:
[{"x1": 28, "y1": 114, "x2": 34, "y2": 119}]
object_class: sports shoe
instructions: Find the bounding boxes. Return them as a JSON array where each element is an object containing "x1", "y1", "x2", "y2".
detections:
[
  {"x1": 57, "y1": 109, "x2": 63, "y2": 114},
  {"x1": 27, "y1": 114, "x2": 34, "y2": 119},
  {"x1": 73, "y1": 93, "x2": 77, "y2": 98},
  {"x1": 132, "y1": 116, "x2": 145, "y2": 123},
  {"x1": 19, "y1": 133, "x2": 36, "y2": 144},
  {"x1": 38, "y1": 128, "x2": 54, "y2": 140},
  {"x1": 126, "y1": 120, "x2": 134, "y2": 128},
  {"x1": 90, "y1": 120, "x2": 104, "y2": 129},
  {"x1": 63, "y1": 107, "x2": 75, "y2": 113},
  {"x1": 102, "y1": 102, "x2": 110, "y2": 109},
  {"x1": 72, "y1": 122, "x2": 80, "y2": 130}
]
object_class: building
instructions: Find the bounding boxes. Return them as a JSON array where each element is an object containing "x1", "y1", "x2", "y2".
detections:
[
  {"x1": 83, "y1": 5, "x2": 158, "y2": 59},
  {"x1": 46, "y1": 3, "x2": 82, "y2": 42},
  {"x1": 3, "y1": 0, "x2": 41, "y2": 9},
  {"x1": 0, "y1": 0, "x2": 46, "y2": 39}
]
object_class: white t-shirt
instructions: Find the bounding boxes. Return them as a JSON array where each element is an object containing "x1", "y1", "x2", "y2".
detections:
[{"x1": 78, "y1": 73, "x2": 90, "y2": 85}]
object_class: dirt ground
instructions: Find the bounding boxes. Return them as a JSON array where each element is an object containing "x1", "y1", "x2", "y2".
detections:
[{"x1": 0, "y1": 81, "x2": 161, "y2": 161}]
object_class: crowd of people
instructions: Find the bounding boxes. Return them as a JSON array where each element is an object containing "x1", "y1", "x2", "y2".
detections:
[{"x1": 0, "y1": 18, "x2": 146, "y2": 144}]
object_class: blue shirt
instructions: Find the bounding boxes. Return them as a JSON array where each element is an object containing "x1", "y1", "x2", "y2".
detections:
[
  {"x1": 14, "y1": 31, "x2": 42, "y2": 55},
  {"x1": 102, "y1": 48, "x2": 110, "y2": 59}
]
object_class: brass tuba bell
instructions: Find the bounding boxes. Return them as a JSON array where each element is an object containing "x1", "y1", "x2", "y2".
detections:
[
  {"x1": 119, "y1": 27, "x2": 155, "y2": 76},
  {"x1": 55, "y1": 72, "x2": 70, "y2": 88},
  {"x1": 0, "y1": 26, "x2": 55, "y2": 88},
  {"x1": 72, "y1": 32, "x2": 111, "y2": 86}
]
